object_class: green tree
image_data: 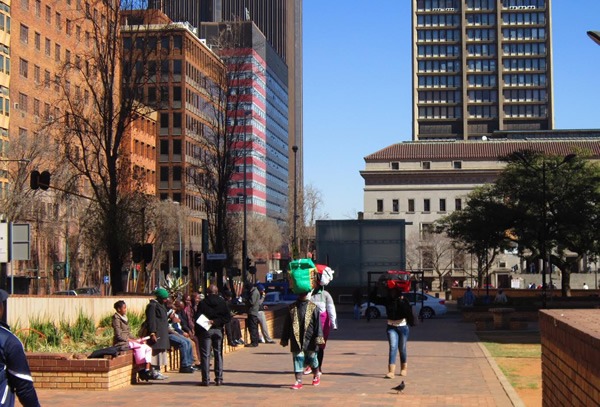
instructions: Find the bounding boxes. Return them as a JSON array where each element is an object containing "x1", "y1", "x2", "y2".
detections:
[
  {"x1": 436, "y1": 185, "x2": 514, "y2": 288},
  {"x1": 496, "y1": 151, "x2": 600, "y2": 296}
]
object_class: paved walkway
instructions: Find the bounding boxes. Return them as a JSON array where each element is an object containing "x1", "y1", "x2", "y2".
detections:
[{"x1": 35, "y1": 308, "x2": 523, "y2": 407}]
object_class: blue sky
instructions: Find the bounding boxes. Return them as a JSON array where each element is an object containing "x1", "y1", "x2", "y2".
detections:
[{"x1": 303, "y1": 1, "x2": 600, "y2": 220}]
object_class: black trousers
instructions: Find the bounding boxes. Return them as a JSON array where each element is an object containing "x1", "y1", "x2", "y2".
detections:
[
  {"x1": 199, "y1": 328, "x2": 224, "y2": 382},
  {"x1": 247, "y1": 314, "x2": 260, "y2": 345}
]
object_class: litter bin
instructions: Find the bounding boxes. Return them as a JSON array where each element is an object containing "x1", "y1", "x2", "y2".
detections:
[{"x1": 445, "y1": 290, "x2": 452, "y2": 300}]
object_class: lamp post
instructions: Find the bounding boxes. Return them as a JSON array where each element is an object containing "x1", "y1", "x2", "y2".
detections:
[
  {"x1": 172, "y1": 201, "x2": 182, "y2": 275},
  {"x1": 513, "y1": 152, "x2": 576, "y2": 308},
  {"x1": 292, "y1": 145, "x2": 298, "y2": 259}
]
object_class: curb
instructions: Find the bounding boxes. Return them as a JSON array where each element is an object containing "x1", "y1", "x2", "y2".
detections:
[{"x1": 477, "y1": 341, "x2": 526, "y2": 407}]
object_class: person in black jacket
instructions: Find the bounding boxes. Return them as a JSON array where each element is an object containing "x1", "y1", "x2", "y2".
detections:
[
  {"x1": 195, "y1": 284, "x2": 231, "y2": 386},
  {"x1": 384, "y1": 284, "x2": 415, "y2": 379},
  {"x1": 145, "y1": 288, "x2": 171, "y2": 380},
  {"x1": 0, "y1": 289, "x2": 40, "y2": 406}
]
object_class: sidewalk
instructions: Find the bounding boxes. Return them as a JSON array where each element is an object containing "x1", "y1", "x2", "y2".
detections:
[{"x1": 36, "y1": 309, "x2": 522, "y2": 406}]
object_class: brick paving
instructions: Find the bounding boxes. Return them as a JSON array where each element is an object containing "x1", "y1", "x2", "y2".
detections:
[{"x1": 35, "y1": 308, "x2": 522, "y2": 407}]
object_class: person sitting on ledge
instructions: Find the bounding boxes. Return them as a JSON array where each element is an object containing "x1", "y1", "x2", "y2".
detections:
[{"x1": 494, "y1": 289, "x2": 508, "y2": 304}]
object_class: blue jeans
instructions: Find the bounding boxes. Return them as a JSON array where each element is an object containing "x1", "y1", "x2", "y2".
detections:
[
  {"x1": 386, "y1": 324, "x2": 409, "y2": 365},
  {"x1": 353, "y1": 304, "x2": 361, "y2": 320},
  {"x1": 169, "y1": 333, "x2": 193, "y2": 368}
]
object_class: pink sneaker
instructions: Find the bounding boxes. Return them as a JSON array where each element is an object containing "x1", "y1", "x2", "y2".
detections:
[
  {"x1": 291, "y1": 381, "x2": 303, "y2": 390},
  {"x1": 312, "y1": 375, "x2": 321, "y2": 386},
  {"x1": 303, "y1": 366, "x2": 312, "y2": 375}
]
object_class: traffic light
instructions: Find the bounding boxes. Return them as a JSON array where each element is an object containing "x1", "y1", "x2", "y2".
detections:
[
  {"x1": 194, "y1": 252, "x2": 202, "y2": 267},
  {"x1": 181, "y1": 266, "x2": 188, "y2": 276},
  {"x1": 245, "y1": 257, "x2": 252, "y2": 270},
  {"x1": 132, "y1": 244, "x2": 143, "y2": 263},
  {"x1": 142, "y1": 243, "x2": 153, "y2": 263},
  {"x1": 30, "y1": 170, "x2": 50, "y2": 190}
]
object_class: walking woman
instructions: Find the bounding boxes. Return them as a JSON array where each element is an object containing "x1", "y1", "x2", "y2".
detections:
[{"x1": 384, "y1": 282, "x2": 414, "y2": 379}]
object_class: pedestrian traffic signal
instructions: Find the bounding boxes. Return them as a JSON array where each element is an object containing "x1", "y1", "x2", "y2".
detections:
[
  {"x1": 182, "y1": 266, "x2": 188, "y2": 276},
  {"x1": 245, "y1": 257, "x2": 252, "y2": 270},
  {"x1": 30, "y1": 170, "x2": 51, "y2": 190},
  {"x1": 132, "y1": 244, "x2": 143, "y2": 263},
  {"x1": 194, "y1": 252, "x2": 202, "y2": 267},
  {"x1": 142, "y1": 243, "x2": 153, "y2": 263}
]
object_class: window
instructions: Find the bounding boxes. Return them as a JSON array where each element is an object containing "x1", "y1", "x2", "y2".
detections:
[
  {"x1": 45, "y1": 38, "x2": 50, "y2": 56},
  {"x1": 160, "y1": 166, "x2": 168, "y2": 182},
  {"x1": 424, "y1": 199, "x2": 431, "y2": 212},
  {"x1": 55, "y1": 44, "x2": 60, "y2": 62},
  {"x1": 19, "y1": 58, "x2": 28, "y2": 78},
  {"x1": 35, "y1": 0, "x2": 41, "y2": 16},
  {"x1": 33, "y1": 98, "x2": 40, "y2": 116},
  {"x1": 408, "y1": 199, "x2": 415, "y2": 212},
  {"x1": 421, "y1": 223, "x2": 434, "y2": 239},
  {"x1": 391, "y1": 162, "x2": 399, "y2": 170},
  {"x1": 160, "y1": 113, "x2": 168, "y2": 128},
  {"x1": 172, "y1": 166, "x2": 181, "y2": 181},
  {"x1": 455, "y1": 198, "x2": 462, "y2": 210},
  {"x1": 55, "y1": 12, "x2": 61, "y2": 31},
  {"x1": 20, "y1": 24, "x2": 28, "y2": 43},
  {"x1": 453, "y1": 161, "x2": 462, "y2": 169},
  {"x1": 44, "y1": 70, "x2": 50, "y2": 88},
  {"x1": 33, "y1": 65, "x2": 40, "y2": 83},
  {"x1": 392, "y1": 199, "x2": 399, "y2": 213},
  {"x1": 21, "y1": 0, "x2": 28, "y2": 10},
  {"x1": 160, "y1": 140, "x2": 169, "y2": 155},
  {"x1": 422, "y1": 248, "x2": 434, "y2": 269},
  {"x1": 376, "y1": 199, "x2": 384, "y2": 213},
  {"x1": 173, "y1": 139, "x2": 181, "y2": 155},
  {"x1": 66, "y1": 19, "x2": 72, "y2": 35},
  {"x1": 439, "y1": 198, "x2": 446, "y2": 212},
  {"x1": 18, "y1": 93, "x2": 28, "y2": 112},
  {"x1": 45, "y1": 6, "x2": 51, "y2": 24},
  {"x1": 422, "y1": 161, "x2": 431, "y2": 170},
  {"x1": 34, "y1": 32, "x2": 41, "y2": 50}
]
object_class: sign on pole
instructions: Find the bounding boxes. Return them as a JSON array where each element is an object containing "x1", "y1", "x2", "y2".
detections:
[
  {"x1": 0, "y1": 223, "x2": 8, "y2": 263},
  {"x1": 11, "y1": 223, "x2": 30, "y2": 261},
  {"x1": 206, "y1": 253, "x2": 227, "y2": 260}
]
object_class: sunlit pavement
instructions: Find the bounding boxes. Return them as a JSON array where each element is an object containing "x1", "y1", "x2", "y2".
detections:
[{"x1": 36, "y1": 307, "x2": 520, "y2": 407}]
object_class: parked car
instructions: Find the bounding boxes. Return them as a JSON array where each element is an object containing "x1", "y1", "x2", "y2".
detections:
[
  {"x1": 263, "y1": 291, "x2": 296, "y2": 305},
  {"x1": 360, "y1": 292, "x2": 447, "y2": 320},
  {"x1": 53, "y1": 290, "x2": 78, "y2": 296},
  {"x1": 74, "y1": 287, "x2": 100, "y2": 295}
]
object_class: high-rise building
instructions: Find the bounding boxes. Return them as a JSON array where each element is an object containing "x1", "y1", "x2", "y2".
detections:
[
  {"x1": 148, "y1": 0, "x2": 303, "y2": 233},
  {"x1": 413, "y1": 0, "x2": 553, "y2": 141}
]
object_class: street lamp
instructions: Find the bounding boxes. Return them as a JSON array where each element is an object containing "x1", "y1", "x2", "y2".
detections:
[
  {"x1": 292, "y1": 145, "x2": 298, "y2": 259},
  {"x1": 242, "y1": 112, "x2": 251, "y2": 283},
  {"x1": 587, "y1": 31, "x2": 600, "y2": 46},
  {"x1": 512, "y1": 152, "x2": 576, "y2": 308},
  {"x1": 171, "y1": 201, "x2": 182, "y2": 276}
]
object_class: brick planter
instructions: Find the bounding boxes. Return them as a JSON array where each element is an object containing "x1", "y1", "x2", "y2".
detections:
[{"x1": 28, "y1": 352, "x2": 136, "y2": 390}]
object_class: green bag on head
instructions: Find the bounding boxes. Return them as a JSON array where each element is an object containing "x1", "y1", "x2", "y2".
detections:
[{"x1": 288, "y1": 258, "x2": 317, "y2": 294}]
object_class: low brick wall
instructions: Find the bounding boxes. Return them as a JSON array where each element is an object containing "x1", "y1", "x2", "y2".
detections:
[
  {"x1": 29, "y1": 352, "x2": 135, "y2": 390},
  {"x1": 28, "y1": 306, "x2": 290, "y2": 391},
  {"x1": 540, "y1": 310, "x2": 600, "y2": 406}
]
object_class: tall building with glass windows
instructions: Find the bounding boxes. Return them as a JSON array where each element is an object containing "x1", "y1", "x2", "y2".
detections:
[{"x1": 413, "y1": 0, "x2": 553, "y2": 140}]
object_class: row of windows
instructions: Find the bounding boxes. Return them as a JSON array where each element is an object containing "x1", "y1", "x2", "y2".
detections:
[
  {"x1": 503, "y1": 0, "x2": 546, "y2": 8},
  {"x1": 0, "y1": 54, "x2": 9, "y2": 74},
  {"x1": 122, "y1": 35, "x2": 183, "y2": 52},
  {"x1": 417, "y1": 45, "x2": 460, "y2": 57},
  {"x1": 418, "y1": 106, "x2": 462, "y2": 119},
  {"x1": 502, "y1": 27, "x2": 546, "y2": 40},
  {"x1": 503, "y1": 104, "x2": 547, "y2": 118},
  {"x1": 467, "y1": 90, "x2": 497, "y2": 103},
  {"x1": 467, "y1": 74, "x2": 497, "y2": 87},
  {"x1": 0, "y1": 13, "x2": 10, "y2": 34},
  {"x1": 502, "y1": 12, "x2": 545, "y2": 25},
  {"x1": 503, "y1": 58, "x2": 546, "y2": 71},
  {"x1": 415, "y1": 0, "x2": 545, "y2": 12},
  {"x1": 467, "y1": 43, "x2": 496, "y2": 57},
  {"x1": 503, "y1": 89, "x2": 547, "y2": 102},
  {"x1": 416, "y1": 14, "x2": 460, "y2": 27},
  {"x1": 415, "y1": 0, "x2": 457, "y2": 11},
  {"x1": 503, "y1": 42, "x2": 547, "y2": 56},
  {"x1": 466, "y1": 13, "x2": 496, "y2": 26},
  {"x1": 503, "y1": 73, "x2": 547, "y2": 87},
  {"x1": 465, "y1": 0, "x2": 495, "y2": 11},
  {"x1": 467, "y1": 59, "x2": 496, "y2": 72},
  {"x1": 376, "y1": 198, "x2": 462, "y2": 214},
  {"x1": 417, "y1": 59, "x2": 460, "y2": 72},
  {"x1": 418, "y1": 75, "x2": 461, "y2": 88},
  {"x1": 466, "y1": 28, "x2": 495, "y2": 41},
  {"x1": 0, "y1": 97, "x2": 9, "y2": 117},
  {"x1": 467, "y1": 105, "x2": 498, "y2": 118},
  {"x1": 418, "y1": 90, "x2": 462, "y2": 104},
  {"x1": 417, "y1": 29, "x2": 460, "y2": 42}
]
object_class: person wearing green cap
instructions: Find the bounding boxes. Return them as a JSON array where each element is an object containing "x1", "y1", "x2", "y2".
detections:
[{"x1": 143, "y1": 288, "x2": 171, "y2": 379}]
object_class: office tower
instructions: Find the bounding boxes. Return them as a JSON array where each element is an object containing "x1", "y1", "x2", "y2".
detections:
[
  {"x1": 413, "y1": 0, "x2": 553, "y2": 140},
  {"x1": 0, "y1": 0, "x2": 8, "y2": 196},
  {"x1": 200, "y1": 21, "x2": 289, "y2": 224},
  {"x1": 149, "y1": 0, "x2": 302, "y2": 230}
]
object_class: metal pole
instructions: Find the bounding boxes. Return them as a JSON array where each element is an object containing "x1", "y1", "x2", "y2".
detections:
[
  {"x1": 242, "y1": 115, "x2": 249, "y2": 283},
  {"x1": 541, "y1": 160, "x2": 547, "y2": 308},
  {"x1": 292, "y1": 145, "x2": 298, "y2": 259},
  {"x1": 179, "y1": 215, "x2": 182, "y2": 275}
]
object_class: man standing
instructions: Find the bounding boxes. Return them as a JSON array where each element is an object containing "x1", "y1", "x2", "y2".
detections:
[
  {"x1": 256, "y1": 284, "x2": 275, "y2": 343},
  {"x1": 244, "y1": 281, "x2": 260, "y2": 347},
  {"x1": 195, "y1": 285, "x2": 231, "y2": 386},
  {"x1": 0, "y1": 289, "x2": 40, "y2": 406},
  {"x1": 145, "y1": 288, "x2": 171, "y2": 379}
]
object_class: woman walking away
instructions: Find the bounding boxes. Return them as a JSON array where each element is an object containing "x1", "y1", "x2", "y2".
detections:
[{"x1": 384, "y1": 282, "x2": 414, "y2": 379}]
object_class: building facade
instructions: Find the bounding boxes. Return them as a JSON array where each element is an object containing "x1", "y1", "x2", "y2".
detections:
[
  {"x1": 361, "y1": 131, "x2": 600, "y2": 288},
  {"x1": 413, "y1": 0, "x2": 553, "y2": 141}
]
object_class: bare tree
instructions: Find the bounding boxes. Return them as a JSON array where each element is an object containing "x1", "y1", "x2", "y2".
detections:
[
  {"x1": 47, "y1": 4, "x2": 170, "y2": 293},
  {"x1": 406, "y1": 230, "x2": 456, "y2": 291}
]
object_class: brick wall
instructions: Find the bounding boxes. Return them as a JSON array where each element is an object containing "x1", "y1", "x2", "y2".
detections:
[{"x1": 540, "y1": 310, "x2": 600, "y2": 406}]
